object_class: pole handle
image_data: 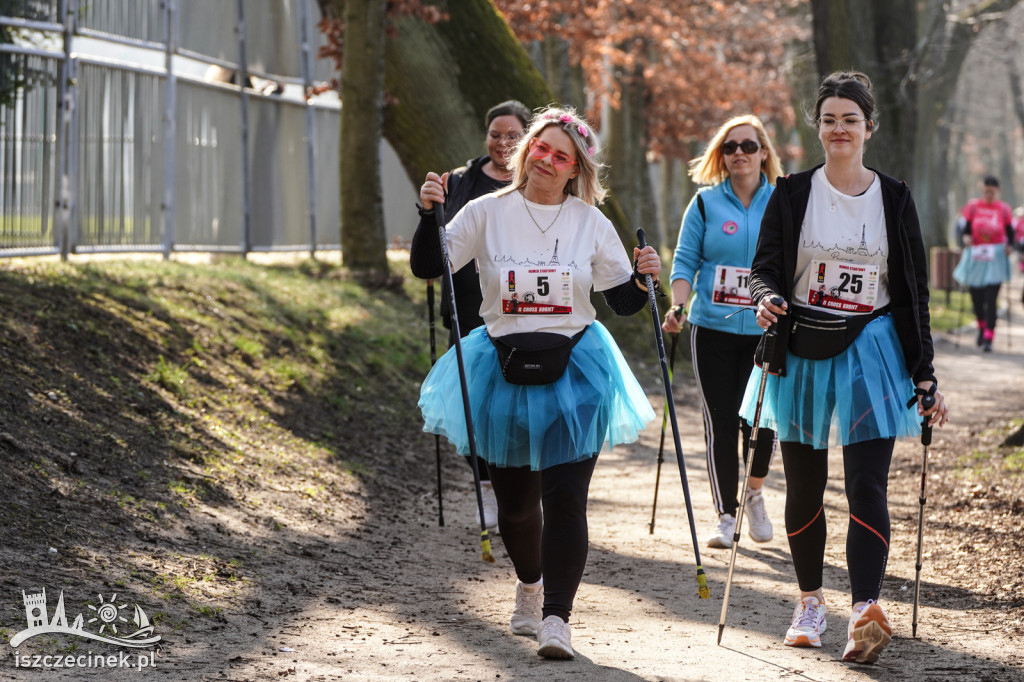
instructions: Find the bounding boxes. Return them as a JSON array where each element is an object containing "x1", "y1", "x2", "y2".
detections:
[{"x1": 920, "y1": 394, "x2": 935, "y2": 446}]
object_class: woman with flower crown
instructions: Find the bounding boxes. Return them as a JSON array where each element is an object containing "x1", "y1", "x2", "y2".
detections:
[{"x1": 410, "y1": 105, "x2": 660, "y2": 659}]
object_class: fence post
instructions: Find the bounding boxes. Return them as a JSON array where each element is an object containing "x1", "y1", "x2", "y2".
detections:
[
  {"x1": 57, "y1": 0, "x2": 79, "y2": 260},
  {"x1": 298, "y1": 0, "x2": 319, "y2": 259},
  {"x1": 236, "y1": 0, "x2": 252, "y2": 255},
  {"x1": 161, "y1": 0, "x2": 178, "y2": 260}
]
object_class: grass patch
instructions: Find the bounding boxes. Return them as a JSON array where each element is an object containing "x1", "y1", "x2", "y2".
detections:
[{"x1": 928, "y1": 288, "x2": 972, "y2": 333}]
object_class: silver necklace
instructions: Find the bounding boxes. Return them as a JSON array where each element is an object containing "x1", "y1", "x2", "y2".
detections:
[
  {"x1": 522, "y1": 192, "x2": 566, "y2": 235},
  {"x1": 827, "y1": 184, "x2": 841, "y2": 212}
]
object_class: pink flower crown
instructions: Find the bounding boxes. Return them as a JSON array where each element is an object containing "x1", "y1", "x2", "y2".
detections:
[{"x1": 543, "y1": 111, "x2": 596, "y2": 157}]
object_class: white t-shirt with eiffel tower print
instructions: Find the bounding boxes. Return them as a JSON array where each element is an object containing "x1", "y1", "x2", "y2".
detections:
[
  {"x1": 793, "y1": 168, "x2": 891, "y2": 316},
  {"x1": 443, "y1": 191, "x2": 633, "y2": 338}
]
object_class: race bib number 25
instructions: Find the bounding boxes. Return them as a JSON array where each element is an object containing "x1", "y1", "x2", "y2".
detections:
[
  {"x1": 806, "y1": 260, "x2": 878, "y2": 313},
  {"x1": 501, "y1": 267, "x2": 573, "y2": 315}
]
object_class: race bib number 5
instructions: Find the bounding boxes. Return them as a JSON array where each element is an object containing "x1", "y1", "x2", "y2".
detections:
[
  {"x1": 806, "y1": 260, "x2": 878, "y2": 313},
  {"x1": 501, "y1": 267, "x2": 573, "y2": 315},
  {"x1": 711, "y1": 265, "x2": 753, "y2": 307}
]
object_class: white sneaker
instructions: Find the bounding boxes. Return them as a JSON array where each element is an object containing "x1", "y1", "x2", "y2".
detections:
[
  {"x1": 842, "y1": 600, "x2": 892, "y2": 664},
  {"x1": 510, "y1": 579, "x2": 543, "y2": 636},
  {"x1": 744, "y1": 488, "x2": 773, "y2": 542},
  {"x1": 784, "y1": 596, "x2": 828, "y2": 647},
  {"x1": 475, "y1": 481, "x2": 499, "y2": 531},
  {"x1": 706, "y1": 513, "x2": 736, "y2": 548},
  {"x1": 537, "y1": 615, "x2": 574, "y2": 659}
]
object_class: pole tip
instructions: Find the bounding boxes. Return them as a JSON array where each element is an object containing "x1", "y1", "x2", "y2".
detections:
[
  {"x1": 481, "y1": 533, "x2": 496, "y2": 563},
  {"x1": 717, "y1": 623, "x2": 724, "y2": 645},
  {"x1": 697, "y1": 570, "x2": 710, "y2": 600}
]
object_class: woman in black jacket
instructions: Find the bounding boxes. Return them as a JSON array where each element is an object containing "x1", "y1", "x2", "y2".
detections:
[{"x1": 743, "y1": 71, "x2": 948, "y2": 665}]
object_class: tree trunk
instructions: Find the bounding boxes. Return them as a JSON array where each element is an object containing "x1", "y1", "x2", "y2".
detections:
[
  {"x1": 383, "y1": 0, "x2": 552, "y2": 184},
  {"x1": 382, "y1": 0, "x2": 632, "y2": 238},
  {"x1": 605, "y1": 62, "x2": 658, "y2": 246},
  {"x1": 338, "y1": 0, "x2": 389, "y2": 275}
]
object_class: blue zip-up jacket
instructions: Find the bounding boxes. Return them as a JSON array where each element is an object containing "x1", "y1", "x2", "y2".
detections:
[{"x1": 670, "y1": 174, "x2": 773, "y2": 336}]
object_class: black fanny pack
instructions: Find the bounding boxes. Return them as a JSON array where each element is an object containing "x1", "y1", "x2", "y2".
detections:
[
  {"x1": 489, "y1": 327, "x2": 588, "y2": 385},
  {"x1": 788, "y1": 305, "x2": 890, "y2": 360}
]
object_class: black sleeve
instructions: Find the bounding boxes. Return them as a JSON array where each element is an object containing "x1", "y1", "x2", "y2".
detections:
[
  {"x1": 601, "y1": 277, "x2": 650, "y2": 315},
  {"x1": 409, "y1": 212, "x2": 444, "y2": 279},
  {"x1": 904, "y1": 193, "x2": 937, "y2": 385},
  {"x1": 749, "y1": 182, "x2": 787, "y2": 305}
]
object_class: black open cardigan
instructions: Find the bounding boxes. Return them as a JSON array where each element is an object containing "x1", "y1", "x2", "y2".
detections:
[{"x1": 748, "y1": 165, "x2": 937, "y2": 385}]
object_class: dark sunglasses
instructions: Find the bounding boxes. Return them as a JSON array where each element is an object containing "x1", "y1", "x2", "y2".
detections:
[{"x1": 722, "y1": 139, "x2": 761, "y2": 155}]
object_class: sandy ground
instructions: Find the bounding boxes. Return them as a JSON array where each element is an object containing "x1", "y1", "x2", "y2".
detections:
[{"x1": 252, "y1": 281, "x2": 1024, "y2": 682}]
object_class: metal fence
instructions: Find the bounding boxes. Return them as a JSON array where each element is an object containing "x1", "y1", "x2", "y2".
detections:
[{"x1": 0, "y1": 0, "x2": 346, "y2": 258}]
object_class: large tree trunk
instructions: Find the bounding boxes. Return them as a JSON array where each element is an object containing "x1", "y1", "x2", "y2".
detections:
[
  {"x1": 605, "y1": 62, "x2": 658, "y2": 245},
  {"x1": 382, "y1": 0, "x2": 632, "y2": 238},
  {"x1": 810, "y1": 0, "x2": 916, "y2": 182},
  {"x1": 337, "y1": 0, "x2": 389, "y2": 275},
  {"x1": 382, "y1": 0, "x2": 552, "y2": 183}
]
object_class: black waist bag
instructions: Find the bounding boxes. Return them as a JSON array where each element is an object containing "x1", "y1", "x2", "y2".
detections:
[
  {"x1": 489, "y1": 327, "x2": 588, "y2": 385},
  {"x1": 788, "y1": 305, "x2": 890, "y2": 360}
]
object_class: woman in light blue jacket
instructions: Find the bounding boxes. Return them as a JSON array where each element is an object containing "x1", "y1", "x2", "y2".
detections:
[{"x1": 662, "y1": 115, "x2": 782, "y2": 548}]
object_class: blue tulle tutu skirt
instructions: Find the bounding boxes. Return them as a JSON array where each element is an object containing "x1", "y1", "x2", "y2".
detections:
[
  {"x1": 739, "y1": 315, "x2": 919, "y2": 449},
  {"x1": 419, "y1": 322, "x2": 655, "y2": 471},
  {"x1": 953, "y1": 246, "x2": 1011, "y2": 287}
]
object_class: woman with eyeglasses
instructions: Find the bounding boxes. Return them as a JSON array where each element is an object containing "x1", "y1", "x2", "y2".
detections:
[
  {"x1": 661, "y1": 115, "x2": 782, "y2": 551},
  {"x1": 411, "y1": 106, "x2": 660, "y2": 659},
  {"x1": 744, "y1": 71, "x2": 949, "y2": 664},
  {"x1": 412, "y1": 100, "x2": 530, "y2": 531}
]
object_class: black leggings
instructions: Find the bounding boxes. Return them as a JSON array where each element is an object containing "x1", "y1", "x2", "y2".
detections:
[
  {"x1": 781, "y1": 439, "x2": 893, "y2": 605},
  {"x1": 970, "y1": 283, "x2": 1001, "y2": 332},
  {"x1": 691, "y1": 325, "x2": 775, "y2": 516},
  {"x1": 487, "y1": 456, "x2": 598, "y2": 622},
  {"x1": 463, "y1": 455, "x2": 490, "y2": 481}
]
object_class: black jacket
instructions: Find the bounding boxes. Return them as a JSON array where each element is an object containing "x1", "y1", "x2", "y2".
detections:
[
  {"x1": 749, "y1": 165, "x2": 936, "y2": 385},
  {"x1": 411, "y1": 156, "x2": 503, "y2": 337}
]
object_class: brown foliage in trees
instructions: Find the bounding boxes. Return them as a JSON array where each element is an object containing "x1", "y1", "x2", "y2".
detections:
[{"x1": 494, "y1": 1, "x2": 809, "y2": 160}]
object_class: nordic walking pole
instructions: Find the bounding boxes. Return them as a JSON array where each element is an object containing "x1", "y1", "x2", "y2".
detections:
[
  {"x1": 435, "y1": 201, "x2": 495, "y2": 563},
  {"x1": 955, "y1": 283, "x2": 965, "y2": 349},
  {"x1": 636, "y1": 229, "x2": 710, "y2": 599},
  {"x1": 427, "y1": 280, "x2": 445, "y2": 527},
  {"x1": 718, "y1": 294, "x2": 784, "y2": 645},
  {"x1": 912, "y1": 388, "x2": 937, "y2": 638},
  {"x1": 1006, "y1": 275, "x2": 1012, "y2": 350},
  {"x1": 649, "y1": 330, "x2": 678, "y2": 534}
]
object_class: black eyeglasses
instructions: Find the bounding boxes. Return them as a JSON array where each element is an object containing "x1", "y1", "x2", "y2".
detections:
[{"x1": 722, "y1": 139, "x2": 761, "y2": 155}]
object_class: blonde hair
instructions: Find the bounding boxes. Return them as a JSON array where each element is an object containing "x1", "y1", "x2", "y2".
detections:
[
  {"x1": 496, "y1": 105, "x2": 607, "y2": 205},
  {"x1": 688, "y1": 115, "x2": 783, "y2": 186}
]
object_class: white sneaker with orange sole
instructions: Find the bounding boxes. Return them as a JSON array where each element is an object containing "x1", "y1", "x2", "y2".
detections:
[
  {"x1": 842, "y1": 599, "x2": 892, "y2": 664},
  {"x1": 784, "y1": 596, "x2": 827, "y2": 647}
]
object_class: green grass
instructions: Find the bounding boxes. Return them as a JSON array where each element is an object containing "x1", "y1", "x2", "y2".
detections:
[{"x1": 928, "y1": 287, "x2": 972, "y2": 333}]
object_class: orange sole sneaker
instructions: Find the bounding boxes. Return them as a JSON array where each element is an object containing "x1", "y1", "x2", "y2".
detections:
[{"x1": 842, "y1": 602, "x2": 892, "y2": 664}]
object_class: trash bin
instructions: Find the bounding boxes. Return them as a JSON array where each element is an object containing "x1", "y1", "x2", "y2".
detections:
[{"x1": 929, "y1": 246, "x2": 960, "y2": 292}]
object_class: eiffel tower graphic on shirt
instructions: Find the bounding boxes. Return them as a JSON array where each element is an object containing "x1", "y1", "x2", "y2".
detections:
[
  {"x1": 857, "y1": 224, "x2": 869, "y2": 256},
  {"x1": 548, "y1": 239, "x2": 559, "y2": 265}
]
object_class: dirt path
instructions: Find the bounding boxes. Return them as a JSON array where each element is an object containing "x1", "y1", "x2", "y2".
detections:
[{"x1": 119, "y1": 280, "x2": 1024, "y2": 682}]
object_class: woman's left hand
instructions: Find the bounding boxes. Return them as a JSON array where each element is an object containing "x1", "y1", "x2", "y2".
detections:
[
  {"x1": 916, "y1": 381, "x2": 949, "y2": 428},
  {"x1": 632, "y1": 246, "x2": 662, "y2": 278}
]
